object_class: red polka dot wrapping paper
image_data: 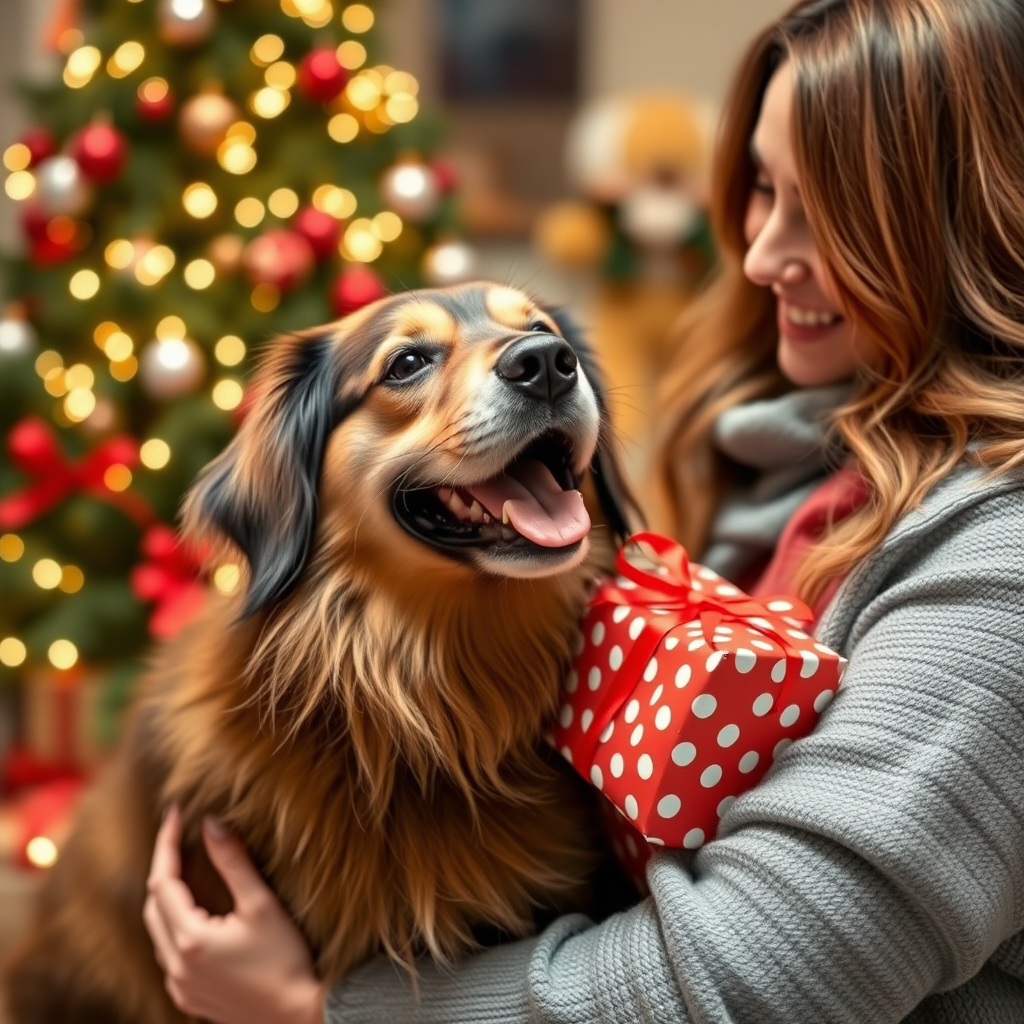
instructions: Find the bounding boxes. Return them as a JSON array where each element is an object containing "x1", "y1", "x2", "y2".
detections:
[{"x1": 550, "y1": 533, "x2": 846, "y2": 885}]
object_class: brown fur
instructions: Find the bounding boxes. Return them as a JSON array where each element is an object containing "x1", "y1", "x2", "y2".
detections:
[{"x1": 1, "y1": 283, "x2": 630, "y2": 1023}]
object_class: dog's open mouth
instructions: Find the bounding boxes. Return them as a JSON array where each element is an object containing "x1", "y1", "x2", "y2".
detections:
[{"x1": 392, "y1": 430, "x2": 590, "y2": 560}]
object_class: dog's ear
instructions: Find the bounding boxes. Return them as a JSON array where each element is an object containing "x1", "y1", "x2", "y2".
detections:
[
  {"x1": 182, "y1": 331, "x2": 354, "y2": 618},
  {"x1": 541, "y1": 304, "x2": 643, "y2": 544}
]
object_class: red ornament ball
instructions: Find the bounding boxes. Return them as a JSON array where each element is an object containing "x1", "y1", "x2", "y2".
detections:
[
  {"x1": 298, "y1": 49, "x2": 349, "y2": 103},
  {"x1": 431, "y1": 158, "x2": 459, "y2": 195},
  {"x1": 294, "y1": 207, "x2": 341, "y2": 261},
  {"x1": 332, "y1": 267, "x2": 386, "y2": 317},
  {"x1": 243, "y1": 229, "x2": 315, "y2": 292},
  {"x1": 20, "y1": 127, "x2": 57, "y2": 166},
  {"x1": 69, "y1": 124, "x2": 127, "y2": 184},
  {"x1": 20, "y1": 204, "x2": 49, "y2": 241},
  {"x1": 137, "y1": 81, "x2": 175, "y2": 123}
]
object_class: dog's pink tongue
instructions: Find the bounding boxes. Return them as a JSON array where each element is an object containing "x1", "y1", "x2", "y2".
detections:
[{"x1": 468, "y1": 461, "x2": 590, "y2": 547}]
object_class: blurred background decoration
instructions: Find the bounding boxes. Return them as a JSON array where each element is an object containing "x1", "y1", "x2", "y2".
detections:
[{"x1": 0, "y1": 0, "x2": 789, "y2": 939}]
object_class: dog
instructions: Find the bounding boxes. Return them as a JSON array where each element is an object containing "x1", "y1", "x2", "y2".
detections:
[{"x1": 1, "y1": 282, "x2": 634, "y2": 1024}]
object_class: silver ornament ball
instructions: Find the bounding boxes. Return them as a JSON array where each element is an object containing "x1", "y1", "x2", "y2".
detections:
[
  {"x1": 139, "y1": 336, "x2": 207, "y2": 398},
  {"x1": 0, "y1": 317, "x2": 37, "y2": 357},
  {"x1": 158, "y1": 0, "x2": 216, "y2": 45},
  {"x1": 422, "y1": 240, "x2": 479, "y2": 286},
  {"x1": 34, "y1": 155, "x2": 92, "y2": 217},
  {"x1": 380, "y1": 163, "x2": 440, "y2": 222}
]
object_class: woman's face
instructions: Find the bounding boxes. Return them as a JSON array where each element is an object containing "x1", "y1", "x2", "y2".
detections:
[{"x1": 743, "y1": 61, "x2": 860, "y2": 387}]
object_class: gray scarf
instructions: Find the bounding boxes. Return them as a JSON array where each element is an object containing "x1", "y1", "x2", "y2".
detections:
[{"x1": 700, "y1": 384, "x2": 852, "y2": 581}]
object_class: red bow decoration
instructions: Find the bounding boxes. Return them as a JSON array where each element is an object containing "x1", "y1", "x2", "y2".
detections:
[
  {"x1": 130, "y1": 525, "x2": 208, "y2": 638},
  {"x1": 0, "y1": 417, "x2": 152, "y2": 530},
  {"x1": 573, "y1": 532, "x2": 815, "y2": 768}
]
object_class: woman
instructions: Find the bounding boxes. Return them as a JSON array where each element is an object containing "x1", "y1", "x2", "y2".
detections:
[{"x1": 144, "y1": 0, "x2": 1024, "y2": 1020}]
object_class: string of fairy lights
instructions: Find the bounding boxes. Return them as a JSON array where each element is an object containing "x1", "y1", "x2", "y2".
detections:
[{"x1": 0, "y1": 0, "x2": 455, "y2": 682}]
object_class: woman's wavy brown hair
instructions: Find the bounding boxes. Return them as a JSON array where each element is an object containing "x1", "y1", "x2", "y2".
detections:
[{"x1": 654, "y1": 0, "x2": 1024, "y2": 603}]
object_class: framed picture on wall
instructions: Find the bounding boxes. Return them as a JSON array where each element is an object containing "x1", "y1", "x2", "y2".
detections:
[{"x1": 438, "y1": 0, "x2": 581, "y2": 102}]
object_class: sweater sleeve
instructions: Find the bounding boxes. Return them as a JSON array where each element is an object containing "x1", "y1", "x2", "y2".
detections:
[{"x1": 326, "y1": 494, "x2": 1024, "y2": 1024}]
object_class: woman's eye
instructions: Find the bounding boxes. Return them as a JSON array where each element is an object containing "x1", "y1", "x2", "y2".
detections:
[
  {"x1": 385, "y1": 351, "x2": 431, "y2": 381},
  {"x1": 752, "y1": 179, "x2": 775, "y2": 196}
]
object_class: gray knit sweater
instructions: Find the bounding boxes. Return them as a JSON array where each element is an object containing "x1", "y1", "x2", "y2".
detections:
[{"x1": 327, "y1": 462, "x2": 1024, "y2": 1023}]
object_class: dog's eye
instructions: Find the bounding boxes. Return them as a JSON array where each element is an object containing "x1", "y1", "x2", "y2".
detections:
[
  {"x1": 529, "y1": 320, "x2": 554, "y2": 335},
  {"x1": 385, "y1": 350, "x2": 432, "y2": 382}
]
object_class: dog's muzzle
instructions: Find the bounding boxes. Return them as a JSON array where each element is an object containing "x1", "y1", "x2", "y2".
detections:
[{"x1": 495, "y1": 335, "x2": 578, "y2": 404}]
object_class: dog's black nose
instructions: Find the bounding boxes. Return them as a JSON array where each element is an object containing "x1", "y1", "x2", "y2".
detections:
[{"x1": 496, "y1": 335, "x2": 578, "y2": 403}]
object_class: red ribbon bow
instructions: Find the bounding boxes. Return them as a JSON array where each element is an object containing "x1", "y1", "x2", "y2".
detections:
[
  {"x1": 0, "y1": 417, "x2": 152, "y2": 530},
  {"x1": 573, "y1": 532, "x2": 815, "y2": 767},
  {"x1": 130, "y1": 525, "x2": 207, "y2": 638}
]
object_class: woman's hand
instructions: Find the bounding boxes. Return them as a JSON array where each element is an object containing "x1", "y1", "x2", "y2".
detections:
[{"x1": 144, "y1": 805, "x2": 326, "y2": 1024}]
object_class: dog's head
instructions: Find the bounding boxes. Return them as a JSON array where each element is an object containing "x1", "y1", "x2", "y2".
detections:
[{"x1": 183, "y1": 282, "x2": 634, "y2": 618}]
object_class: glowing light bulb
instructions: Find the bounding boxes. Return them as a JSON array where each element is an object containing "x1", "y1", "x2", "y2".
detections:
[
  {"x1": 140, "y1": 439, "x2": 171, "y2": 469},
  {"x1": 69, "y1": 270, "x2": 100, "y2": 300},
  {"x1": 0, "y1": 637, "x2": 27, "y2": 667}
]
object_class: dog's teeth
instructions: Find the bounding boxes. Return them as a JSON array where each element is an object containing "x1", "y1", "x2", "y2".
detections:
[
  {"x1": 482, "y1": 512, "x2": 492, "y2": 524},
  {"x1": 449, "y1": 491, "x2": 468, "y2": 516},
  {"x1": 501, "y1": 502, "x2": 511, "y2": 525},
  {"x1": 468, "y1": 499, "x2": 484, "y2": 522}
]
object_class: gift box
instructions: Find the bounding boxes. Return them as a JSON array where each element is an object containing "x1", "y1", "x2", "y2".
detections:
[
  {"x1": 23, "y1": 665, "x2": 106, "y2": 770},
  {"x1": 552, "y1": 533, "x2": 845, "y2": 888}
]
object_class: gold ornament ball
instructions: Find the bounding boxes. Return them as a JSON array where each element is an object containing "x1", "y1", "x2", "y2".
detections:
[
  {"x1": 208, "y1": 233, "x2": 245, "y2": 274},
  {"x1": 179, "y1": 92, "x2": 240, "y2": 155}
]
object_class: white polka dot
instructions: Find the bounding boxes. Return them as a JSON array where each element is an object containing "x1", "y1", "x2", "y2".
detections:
[
  {"x1": 590, "y1": 765, "x2": 603, "y2": 789},
  {"x1": 572, "y1": 631, "x2": 585, "y2": 656},
  {"x1": 738, "y1": 751, "x2": 759, "y2": 773},
  {"x1": 683, "y1": 828, "x2": 705, "y2": 849},
  {"x1": 799, "y1": 650, "x2": 820, "y2": 678},
  {"x1": 691, "y1": 579, "x2": 704, "y2": 591},
  {"x1": 588, "y1": 666, "x2": 603, "y2": 690},
  {"x1": 714, "y1": 625, "x2": 734, "y2": 635},
  {"x1": 625, "y1": 699, "x2": 640, "y2": 723},
  {"x1": 637, "y1": 753, "x2": 654, "y2": 779},
  {"x1": 771, "y1": 659, "x2": 787, "y2": 683},
  {"x1": 752, "y1": 693, "x2": 774, "y2": 717},
  {"x1": 716, "y1": 583, "x2": 740, "y2": 596},
  {"x1": 751, "y1": 639, "x2": 774, "y2": 651},
  {"x1": 643, "y1": 657, "x2": 658, "y2": 682},
  {"x1": 559, "y1": 704, "x2": 573, "y2": 728},
  {"x1": 749, "y1": 617, "x2": 773, "y2": 630},
  {"x1": 692, "y1": 694, "x2": 717, "y2": 718},
  {"x1": 779, "y1": 704, "x2": 800, "y2": 727},
  {"x1": 655, "y1": 564, "x2": 669, "y2": 576},
  {"x1": 591, "y1": 622, "x2": 606, "y2": 645},
  {"x1": 773, "y1": 738, "x2": 793, "y2": 760},
  {"x1": 617, "y1": 577, "x2": 637, "y2": 590},
  {"x1": 608, "y1": 646, "x2": 623, "y2": 671},
  {"x1": 648, "y1": 837, "x2": 665, "y2": 846},
  {"x1": 787, "y1": 628, "x2": 808, "y2": 640},
  {"x1": 696, "y1": 566, "x2": 718, "y2": 580},
  {"x1": 629, "y1": 617, "x2": 646, "y2": 640},
  {"x1": 612, "y1": 605, "x2": 630, "y2": 623},
  {"x1": 700, "y1": 764, "x2": 723, "y2": 788},
  {"x1": 734, "y1": 649, "x2": 757, "y2": 673},
  {"x1": 687, "y1": 628, "x2": 704, "y2": 637},
  {"x1": 630, "y1": 724, "x2": 644, "y2": 746},
  {"x1": 624, "y1": 794, "x2": 639, "y2": 819},
  {"x1": 652, "y1": 608, "x2": 671, "y2": 616},
  {"x1": 705, "y1": 650, "x2": 725, "y2": 671},
  {"x1": 581, "y1": 709, "x2": 594, "y2": 732},
  {"x1": 610, "y1": 752, "x2": 624, "y2": 777},
  {"x1": 655, "y1": 705, "x2": 672, "y2": 730},
  {"x1": 767, "y1": 600, "x2": 793, "y2": 612},
  {"x1": 717, "y1": 724, "x2": 740, "y2": 747},
  {"x1": 600, "y1": 721, "x2": 614, "y2": 743},
  {"x1": 717, "y1": 795, "x2": 737, "y2": 818},
  {"x1": 675, "y1": 664, "x2": 692, "y2": 688},
  {"x1": 625, "y1": 834, "x2": 638, "y2": 857},
  {"x1": 671, "y1": 742, "x2": 696, "y2": 766},
  {"x1": 813, "y1": 689, "x2": 835, "y2": 713},
  {"x1": 649, "y1": 683, "x2": 664, "y2": 706},
  {"x1": 657, "y1": 794, "x2": 681, "y2": 818},
  {"x1": 687, "y1": 638, "x2": 706, "y2": 651},
  {"x1": 814, "y1": 642, "x2": 833, "y2": 655},
  {"x1": 564, "y1": 669, "x2": 578, "y2": 693},
  {"x1": 664, "y1": 636, "x2": 679, "y2": 651}
]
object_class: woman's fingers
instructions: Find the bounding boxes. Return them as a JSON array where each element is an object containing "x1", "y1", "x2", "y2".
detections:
[
  {"x1": 201, "y1": 816, "x2": 274, "y2": 920},
  {"x1": 147, "y1": 805, "x2": 211, "y2": 945}
]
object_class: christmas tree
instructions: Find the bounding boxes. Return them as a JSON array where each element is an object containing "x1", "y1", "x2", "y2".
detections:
[{"x1": 0, "y1": 0, "x2": 472, "y2": 830}]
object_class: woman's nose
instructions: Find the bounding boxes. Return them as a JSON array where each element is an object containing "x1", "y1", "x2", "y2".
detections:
[{"x1": 743, "y1": 213, "x2": 811, "y2": 289}]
